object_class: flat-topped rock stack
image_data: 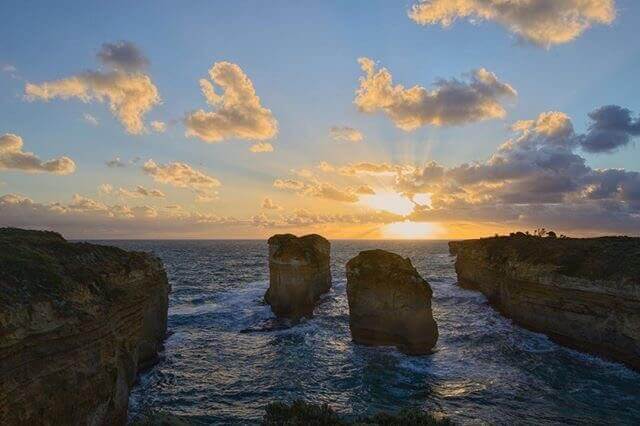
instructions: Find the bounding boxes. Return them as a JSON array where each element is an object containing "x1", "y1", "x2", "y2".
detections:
[
  {"x1": 0, "y1": 228, "x2": 170, "y2": 425},
  {"x1": 265, "y1": 234, "x2": 331, "y2": 319},
  {"x1": 346, "y1": 249, "x2": 438, "y2": 355},
  {"x1": 449, "y1": 234, "x2": 640, "y2": 370}
]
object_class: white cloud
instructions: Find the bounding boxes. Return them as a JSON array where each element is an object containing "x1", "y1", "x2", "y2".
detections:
[
  {"x1": 83, "y1": 113, "x2": 99, "y2": 126},
  {"x1": 330, "y1": 126, "x2": 364, "y2": 142},
  {"x1": 355, "y1": 57, "x2": 516, "y2": 130},
  {"x1": 143, "y1": 159, "x2": 221, "y2": 201},
  {"x1": 185, "y1": 61, "x2": 278, "y2": 143},
  {"x1": 0, "y1": 133, "x2": 75, "y2": 175},
  {"x1": 409, "y1": 0, "x2": 616, "y2": 48},
  {"x1": 98, "y1": 183, "x2": 113, "y2": 194}
]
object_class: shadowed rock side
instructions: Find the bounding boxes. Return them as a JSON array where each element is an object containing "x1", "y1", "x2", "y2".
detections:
[
  {"x1": 449, "y1": 235, "x2": 640, "y2": 370},
  {"x1": 346, "y1": 250, "x2": 438, "y2": 355},
  {"x1": 0, "y1": 228, "x2": 170, "y2": 425},
  {"x1": 265, "y1": 234, "x2": 331, "y2": 319}
]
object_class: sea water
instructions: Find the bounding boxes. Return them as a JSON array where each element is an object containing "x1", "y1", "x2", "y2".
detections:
[{"x1": 99, "y1": 240, "x2": 640, "y2": 425}]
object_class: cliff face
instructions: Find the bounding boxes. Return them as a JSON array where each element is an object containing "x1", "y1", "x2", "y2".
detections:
[
  {"x1": 449, "y1": 235, "x2": 640, "y2": 370},
  {"x1": 346, "y1": 250, "x2": 438, "y2": 355},
  {"x1": 0, "y1": 228, "x2": 170, "y2": 425},
  {"x1": 265, "y1": 234, "x2": 331, "y2": 319}
]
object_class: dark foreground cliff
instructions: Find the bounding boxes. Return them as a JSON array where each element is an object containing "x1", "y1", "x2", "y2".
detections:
[
  {"x1": 449, "y1": 234, "x2": 640, "y2": 370},
  {"x1": 0, "y1": 228, "x2": 170, "y2": 425}
]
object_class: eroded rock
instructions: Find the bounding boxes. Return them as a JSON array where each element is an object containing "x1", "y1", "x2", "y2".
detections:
[
  {"x1": 0, "y1": 228, "x2": 170, "y2": 425},
  {"x1": 449, "y1": 234, "x2": 640, "y2": 370},
  {"x1": 265, "y1": 234, "x2": 331, "y2": 319},
  {"x1": 346, "y1": 249, "x2": 438, "y2": 354}
]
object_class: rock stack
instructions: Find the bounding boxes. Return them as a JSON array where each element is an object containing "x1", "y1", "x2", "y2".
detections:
[
  {"x1": 346, "y1": 249, "x2": 438, "y2": 354},
  {"x1": 0, "y1": 228, "x2": 170, "y2": 425},
  {"x1": 265, "y1": 234, "x2": 331, "y2": 319}
]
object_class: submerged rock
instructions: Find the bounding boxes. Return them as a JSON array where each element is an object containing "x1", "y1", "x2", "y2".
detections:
[
  {"x1": 0, "y1": 228, "x2": 170, "y2": 425},
  {"x1": 346, "y1": 249, "x2": 438, "y2": 354},
  {"x1": 449, "y1": 234, "x2": 640, "y2": 370},
  {"x1": 265, "y1": 234, "x2": 331, "y2": 319}
]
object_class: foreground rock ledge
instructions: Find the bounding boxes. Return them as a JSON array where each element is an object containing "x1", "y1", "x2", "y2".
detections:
[
  {"x1": 346, "y1": 250, "x2": 438, "y2": 354},
  {"x1": 0, "y1": 228, "x2": 170, "y2": 425},
  {"x1": 265, "y1": 234, "x2": 331, "y2": 319},
  {"x1": 449, "y1": 234, "x2": 640, "y2": 370}
]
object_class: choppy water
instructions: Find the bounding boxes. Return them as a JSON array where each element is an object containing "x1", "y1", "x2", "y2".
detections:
[{"x1": 99, "y1": 240, "x2": 640, "y2": 425}]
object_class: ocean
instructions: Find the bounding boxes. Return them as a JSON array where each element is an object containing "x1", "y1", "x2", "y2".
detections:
[{"x1": 99, "y1": 240, "x2": 640, "y2": 425}]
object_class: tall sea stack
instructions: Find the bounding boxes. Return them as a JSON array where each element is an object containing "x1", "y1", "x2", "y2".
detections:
[
  {"x1": 0, "y1": 228, "x2": 170, "y2": 425},
  {"x1": 346, "y1": 250, "x2": 438, "y2": 355},
  {"x1": 449, "y1": 234, "x2": 640, "y2": 370},
  {"x1": 265, "y1": 234, "x2": 331, "y2": 319}
]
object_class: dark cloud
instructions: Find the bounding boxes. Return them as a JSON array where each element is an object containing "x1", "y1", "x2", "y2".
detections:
[
  {"x1": 97, "y1": 41, "x2": 149, "y2": 72},
  {"x1": 579, "y1": 105, "x2": 640, "y2": 153}
]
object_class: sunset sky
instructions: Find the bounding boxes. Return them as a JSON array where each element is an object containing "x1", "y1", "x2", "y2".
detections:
[{"x1": 1, "y1": 0, "x2": 639, "y2": 239}]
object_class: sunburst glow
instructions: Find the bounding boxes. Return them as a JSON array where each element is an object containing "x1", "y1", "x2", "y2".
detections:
[
  {"x1": 360, "y1": 191, "x2": 415, "y2": 215},
  {"x1": 383, "y1": 220, "x2": 442, "y2": 239}
]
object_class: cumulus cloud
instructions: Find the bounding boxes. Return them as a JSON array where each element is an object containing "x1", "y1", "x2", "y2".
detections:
[
  {"x1": 0, "y1": 192, "x2": 402, "y2": 238},
  {"x1": 390, "y1": 107, "x2": 640, "y2": 233},
  {"x1": 262, "y1": 197, "x2": 283, "y2": 210},
  {"x1": 355, "y1": 57, "x2": 516, "y2": 130},
  {"x1": 409, "y1": 0, "x2": 616, "y2": 48},
  {"x1": 150, "y1": 120, "x2": 167, "y2": 133},
  {"x1": 25, "y1": 50, "x2": 160, "y2": 134},
  {"x1": 249, "y1": 142, "x2": 274, "y2": 153},
  {"x1": 0, "y1": 133, "x2": 75, "y2": 175},
  {"x1": 273, "y1": 178, "x2": 359, "y2": 203},
  {"x1": 579, "y1": 105, "x2": 640, "y2": 153},
  {"x1": 105, "y1": 157, "x2": 126, "y2": 168},
  {"x1": 330, "y1": 126, "x2": 364, "y2": 142},
  {"x1": 97, "y1": 41, "x2": 149, "y2": 72},
  {"x1": 116, "y1": 185, "x2": 165, "y2": 198},
  {"x1": 185, "y1": 62, "x2": 278, "y2": 143},
  {"x1": 354, "y1": 184, "x2": 376, "y2": 195},
  {"x1": 338, "y1": 161, "x2": 414, "y2": 176},
  {"x1": 98, "y1": 183, "x2": 113, "y2": 194},
  {"x1": 143, "y1": 159, "x2": 221, "y2": 201}
]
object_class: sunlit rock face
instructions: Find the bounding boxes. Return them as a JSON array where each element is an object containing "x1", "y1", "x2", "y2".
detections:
[
  {"x1": 346, "y1": 249, "x2": 438, "y2": 354},
  {"x1": 265, "y1": 234, "x2": 331, "y2": 319},
  {"x1": 449, "y1": 234, "x2": 640, "y2": 371},
  {"x1": 0, "y1": 228, "x2": 170, "y2": 425}
]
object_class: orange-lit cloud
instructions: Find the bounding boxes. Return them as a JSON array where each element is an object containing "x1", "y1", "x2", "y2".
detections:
[
  {"x1": 0, "y1": 133, "x2": 75, "y2": 175},
  {"x1": 409, "y1": 0, "x2": 616, "y2": 48},
  {"x1": 185, "y1": 61, "x2": 278, "y2": 143},
  {"x1": 330, "y1": 126, "x2": 364, "y2": 142},
  {"x1": 355, "y1": 57, "x2": 516, "y2": 130},
  {"x1": 143, "y1": 159, "x2": 221, "y2": 201},
  {"x1": 25, "y1": 71, "x2": 160, "y2": 135}
]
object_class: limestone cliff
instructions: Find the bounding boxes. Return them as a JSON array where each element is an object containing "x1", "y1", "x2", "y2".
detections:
[
  {"x1": 0, "y1": 228, "x2": 170, "y2": 425},
  {"x1": 265, "y1": 234, "x2": 331, "y2": 319},
  {"x1": 346, "y1": 250, "x2": 438, "y2": 355},
  {"x1": 449, "y1": 234, "x2": 640, "y2": 370}
]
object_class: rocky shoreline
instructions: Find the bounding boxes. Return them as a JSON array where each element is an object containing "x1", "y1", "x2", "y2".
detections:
[
  {"x1": 449, "y1": 234, "x2": 640, "y2": 370},
  {"x1": 0, "y1": 228, "x2": 170, "y2": 425}
]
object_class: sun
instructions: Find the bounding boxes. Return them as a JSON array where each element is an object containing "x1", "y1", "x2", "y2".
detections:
[
  {"x1": 383, "y1": 220, "x2": 442, "y2": 239},
  {"x1": 359, "y1": 191, "x2": 415, "y2": 215}
]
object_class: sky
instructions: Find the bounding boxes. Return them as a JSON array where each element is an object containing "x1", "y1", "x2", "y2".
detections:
[{"x1": 1, "y1": 0, "x2": 640, "y2": 239}]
